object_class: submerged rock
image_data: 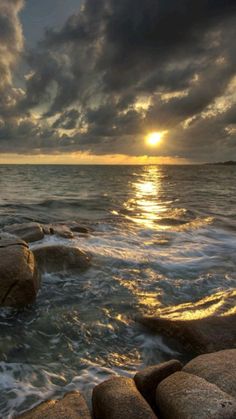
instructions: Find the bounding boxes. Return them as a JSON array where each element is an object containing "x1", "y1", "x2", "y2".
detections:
[
  {"x1": 70, "y1": 223, "x2": 90, "y2": 234},
  {"x1": 18, "y1": 391, "x2": 91, "y2": 418},
  {"x1": 138, "y1": 290, "x2": 236, "y2": 354},
  {"x1": 92, "y1": 376, "x2": 157, "y2": 419},
  {"x1": 41, "y1": 223, "x2": 74, "y2": 238},
  {"x1": 134, "y1": 360, "x2": 182, "y2": 409},
  {"x1": 33, "y1": 244, "x2": 91, "y2": 273},
  {"x1": 50, "y1": 224, "x2": 74, "y2": 239},
  {"x1": 3, "y1": 222, "x2": 44, "y2": 243},
  {"x1": 156, "y1": 371, "x2": 236, "y2": 419},
  {"x1": 42, "y1": 222, "x2": 90, "y2": 237},
  {"x1": 183, "y1": 349, "x2": 236, "y2": 398},
  {"x1": 0, "y1": 235, "x2": 40, "y2": 308},
  {"x1": 138, "y1": 313, "x2": 236, "y2": 354}
]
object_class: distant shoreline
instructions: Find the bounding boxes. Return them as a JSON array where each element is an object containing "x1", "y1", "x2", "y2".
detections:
[{"x1": 206, "y1": 160, "x2": 236, "y2": 166}]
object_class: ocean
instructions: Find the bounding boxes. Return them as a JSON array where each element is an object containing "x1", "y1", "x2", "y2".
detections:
[{"x1": 0, "y1": 164, "x2": 236, "y2": 417}]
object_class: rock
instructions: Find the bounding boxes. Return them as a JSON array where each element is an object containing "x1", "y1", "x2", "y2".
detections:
[
  {"x1": 134, "y1": 360, "x2": 182, "y2": 409},
  {"x1": 33, "y1": 244, "x2": 91, "y2": 273},
  {"x1": 42, "y1": 222, "x2": 90, "y2": 237},
  {"x1": 138, "y1": 314, "x2": 236, "y2": 354},
  {"x1": 3, "y1": 222, "x2": 44, "y2": 243},
  {"x1": 0, "y1": 235, "x2": 40, "y2": 308},
  {"x1": 41, "y1": 223, "x2": 74, "y2": 238},
  {"x1": 92, "y1": 376, "x2": 157, "y2": 419},
  {"x1": 17, "y1": 391, "x2": 91, "y2": 418},
  {"x1": 0, "y1": 236, "x2": 27, "y2": 248},
  {"x1": 156, "y1": 371, "x2": 236, "y2": 419},
  {"x1": 42, "y1": 225, "x2": 54, "y2": 235},
  {"x1": 51, "y1": 224, "x2": 74, "y2": 239},
  {"x1": 183, "y1": 349, "x2": 236, "y2": 398},
  {"x1": 70, "y1": 224, "x2": 90, "y2": 234}
]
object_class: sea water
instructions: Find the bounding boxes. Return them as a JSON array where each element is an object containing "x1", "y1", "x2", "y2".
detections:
[{"x1": 0, "y1": 164, "x2": 236, "y2": 417}]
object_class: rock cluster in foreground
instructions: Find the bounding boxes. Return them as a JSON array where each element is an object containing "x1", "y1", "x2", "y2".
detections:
[
  {"x1": 0, "y1": 222, "x2": 91, "y2": 308},
  {"x1": 17, "y1": 349, "x2": 236, "y2": 419}
]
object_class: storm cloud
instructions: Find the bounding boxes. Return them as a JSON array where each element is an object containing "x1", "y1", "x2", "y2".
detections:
[{"x1": 0, "y1": 0, "x2": 236, "y2": 161}]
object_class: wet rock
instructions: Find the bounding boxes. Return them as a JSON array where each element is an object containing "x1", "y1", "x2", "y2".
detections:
[
  {"x1": 51, "y1": 224, "x2": 74, "y2": 239},
  {"x1": 156, "y1": 371, "x2": 236, "y2": 419},
  {"x1": 42, "y1": 222, "x2": 90, "y2": 237},
  {"x1": 134, "y1": 360, "x2": 182, "y2": 409},
  {"x1": 3, "y1": 222, "x2": 44, "y2": 243},
  {"x1": 18, "y1": 391, "x2": 91, "y2": 418},
  {"x1": 33, "y1": 244, "x2": 91, "y2": 273},
  {"x1": 0, "y1": 235, "x2": 40, "y2": 308},
  {"x1": 70, "y1": 224, "x2": 90, "y2": 234},
  {"x1": 138, "y1": 314, "x2": 236, "y2": 354},
  {"x1": 42, "y1": 223, "x2": 74, "y2": 238},
  {"x1": 92, "y1": 376, "x2": 157, "y2": 419},
  {"x1": 183, "y1": 349, "x2": 236, "y2": 398},
  {"x1": 42, "y1": 224, "x2": 54, "y2": 235}
]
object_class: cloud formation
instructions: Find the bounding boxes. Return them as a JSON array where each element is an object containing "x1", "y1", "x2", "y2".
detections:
[{"x1": 0, "y1": 0, "x2": 236, "y2": 161}]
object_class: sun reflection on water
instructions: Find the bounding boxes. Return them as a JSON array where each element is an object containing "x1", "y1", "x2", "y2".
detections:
[
  {"x1": 154, "y1": 290, "x2": 236, "y2": 320},
  {"x1": 124, "y1": 166, "x2": 167, "y2": 229}
]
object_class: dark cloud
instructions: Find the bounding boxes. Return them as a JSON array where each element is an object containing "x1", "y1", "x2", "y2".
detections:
[
  {"x1": 0, "y1": 0, "x2": 236, "y2": 161},
  {"x1": 0, "y1": 0, "x2": 24, "y2": 90}
]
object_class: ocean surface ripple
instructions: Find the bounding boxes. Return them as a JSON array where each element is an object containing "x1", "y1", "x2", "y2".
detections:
[{"x1": 0, "y1": 164, "x2": 236, "y2": 417}]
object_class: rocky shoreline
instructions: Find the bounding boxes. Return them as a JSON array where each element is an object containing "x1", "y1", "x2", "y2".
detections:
[
  {"x1": 17, "y1": 350, "x2": 236, "y2": 418},
  {"x1": 0, "y1": 222, "x2": 236, "y2": 418}
]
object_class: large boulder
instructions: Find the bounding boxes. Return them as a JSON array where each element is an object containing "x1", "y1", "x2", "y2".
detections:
[
  {"x1": 134, "y1": 360, "x2": 182, "y2": 409},
  {"x1": 0, "y1": 235, "x2": 40, "y2": 307},
  {"x1": 3, "y1": 222, "x2": 44, "y2": 243},
  {"x1": 138, "y1": 314, "x2": 236, "y2": 354},
  {"x1": 92, "y1": 376, "x2": 157, "y2": 419},
  {"x1": 33, "y1": 244, "x2": 91, "y2": 273},
  {"x1": 17, "y1": 391, "x2": 91, "y2": 418},
  {"x1": 156, "y1": 371, "x2": 236, "y2": 419},
  {"x1": 183, "y1": 349, "x2": 236, "y2": 398}
]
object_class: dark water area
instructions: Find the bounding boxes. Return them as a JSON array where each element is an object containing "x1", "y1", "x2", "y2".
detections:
[{"x1": 0, "y1": 164, "x2": 236, "y2": 417}]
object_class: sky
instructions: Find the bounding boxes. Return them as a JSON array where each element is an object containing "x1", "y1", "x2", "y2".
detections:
[{"x1": 0, "y1": 0, "x2": 236, "y2": 164}]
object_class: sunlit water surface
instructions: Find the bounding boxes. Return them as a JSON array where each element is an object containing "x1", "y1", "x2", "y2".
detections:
[{"x1": 0, "y1": 165, "x2": 236, "y2": 417}]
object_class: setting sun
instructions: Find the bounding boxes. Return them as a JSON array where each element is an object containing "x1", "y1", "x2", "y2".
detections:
[{"x1": 146, "y1": 131, "x2": 163, "y2": 146}]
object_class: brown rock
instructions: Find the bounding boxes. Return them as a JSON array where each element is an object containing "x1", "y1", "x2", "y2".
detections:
[
  {"x1": 3, "y1": 222, "x2": 44, "y2": 243},
  {"x1": 92, "y1": 376, "x2": 157, "y2": 419},
  {"x1": 134, "y1": 360, "x2": 182, "y2": 409},
  {"x1": 17, "y1": 391, "x2": 91, "y2": 419},
  {"x1": 33, "y1": 244, "x2": 91, "y2": 273},
  {"x1": 0, "y1": 235, "x2": 40, "y2": 307},
  {"x1": 138, "y1": 314, "x2": 236, "y2": 354},
  {"x1": 51, "y1": 224, "x2": 74, "y2": 239},
  {"x1": 42, "y1": 225, "x2": 54, "y2": 235},
  {"x1": 70, "y1": 224, "x2": 90, "y2": 234},
  {"x1": 183, "y1": 349, "x2": 236, "y2": 398},
  {"x1": 156, "y1": 371, "x2": 236, "y2": 419}
]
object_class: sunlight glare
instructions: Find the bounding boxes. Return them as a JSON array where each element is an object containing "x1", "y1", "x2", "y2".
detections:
[{"x1": 146, "y1": 131, "x2": 163, "y2": 146}]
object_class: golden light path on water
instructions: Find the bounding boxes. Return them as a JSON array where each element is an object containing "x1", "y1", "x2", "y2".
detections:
[
  {"x1": 124, "y1": 166, "x2": 168, "y2": 229},
  {"x1": 117, "y1": 166, "x2": 167, "y2": 313}
]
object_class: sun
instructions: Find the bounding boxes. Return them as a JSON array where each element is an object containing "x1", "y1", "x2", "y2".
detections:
[{"x1": 146, "y1": 132, "x2": 163, "y2": 146}]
